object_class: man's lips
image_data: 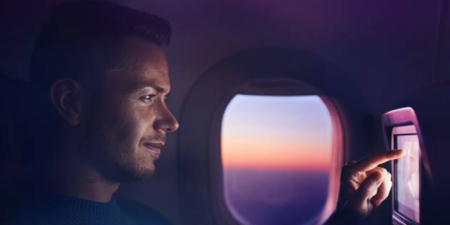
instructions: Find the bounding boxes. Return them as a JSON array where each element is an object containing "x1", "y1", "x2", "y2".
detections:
[{"x1": 143, "y1": 142, "x2": 164, "y2": 156}]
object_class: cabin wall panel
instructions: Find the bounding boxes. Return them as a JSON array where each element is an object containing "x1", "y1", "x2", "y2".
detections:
[{"x1": 436, "y1": 0, "x2": 450, "y2": 81}]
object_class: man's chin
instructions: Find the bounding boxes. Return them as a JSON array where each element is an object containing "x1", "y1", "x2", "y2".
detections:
[
  {"x1": 140, "y1": 166, "x2": 156, "y2": 180},
  {"x1": 109, "y1": 162, "x2": 156, "y2": 182},
  {"x1": 129, "y1": 164, "x2": 156, "y2": 181}
]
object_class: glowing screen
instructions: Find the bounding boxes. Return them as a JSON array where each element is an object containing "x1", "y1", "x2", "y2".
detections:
[
  {"x1": 394, "y1": 134, "x2": 420, "y2": 223},
  {"x1": 221, "y1": 94, "x2": 334, "y2": 225}
]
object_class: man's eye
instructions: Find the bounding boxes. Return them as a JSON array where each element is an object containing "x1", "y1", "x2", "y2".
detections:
[{"x1": 141, "y1": 95, "x2": 156, "y2": 102}]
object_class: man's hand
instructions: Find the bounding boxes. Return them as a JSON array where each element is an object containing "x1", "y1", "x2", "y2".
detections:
[{"x1": 335, "y1": 150, "x2": 406, "y2": 221}]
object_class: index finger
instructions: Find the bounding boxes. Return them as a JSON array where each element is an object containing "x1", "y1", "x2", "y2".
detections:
[{"x1": 351, "y1": 150, "x2": 406, "y2": 173}]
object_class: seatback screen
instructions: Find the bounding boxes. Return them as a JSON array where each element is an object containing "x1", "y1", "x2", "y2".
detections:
[{"x1": 394, "y1": 134, "x2": 420, "y2": 224}]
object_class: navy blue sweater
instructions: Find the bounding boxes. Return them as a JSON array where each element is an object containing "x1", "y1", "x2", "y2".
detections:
[{"x1": 7, "y1": 194, "x2": 173, "y2": 225}]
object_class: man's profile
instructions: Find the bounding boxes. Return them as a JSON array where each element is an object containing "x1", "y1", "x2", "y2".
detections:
[
  {"x1": 7, "y1": 1, "x2": 178, "y2": 224},
  {"x1": 2, "y1": 1, "x2": 405, "y2": 225}
]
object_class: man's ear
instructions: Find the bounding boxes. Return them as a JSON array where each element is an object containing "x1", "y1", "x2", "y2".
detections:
[{"x1": 50, "y1": 79, "x2": 84, "y2": 126}]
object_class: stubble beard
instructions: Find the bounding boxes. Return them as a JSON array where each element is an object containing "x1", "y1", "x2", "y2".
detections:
[
  {"x1": 82, "y1": 135, "x2": 156, "y2": 183},
  {"x1": 101, "y1": 145, "x2": 157, "y2": 183}
]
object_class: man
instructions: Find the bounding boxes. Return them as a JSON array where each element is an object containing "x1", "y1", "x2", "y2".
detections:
[
  {"x1": 8, "y1": 1, "x2": 177, "y2": 224},
  {"x1": 6, "y1": 1, "x2": 404, "y2": 224}
]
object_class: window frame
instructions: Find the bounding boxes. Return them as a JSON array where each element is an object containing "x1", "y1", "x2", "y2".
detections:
[
  {"x1": 177, "y1": 47, "x2": 371, "y2": 225},
  {"x1": 209, "y1": 79, "x2": 344, "y2": 225}
]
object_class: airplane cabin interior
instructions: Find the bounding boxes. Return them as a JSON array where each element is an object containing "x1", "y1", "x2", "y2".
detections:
[{"x1": 1, "y1": 0, "x2": 450, "y2": 225}]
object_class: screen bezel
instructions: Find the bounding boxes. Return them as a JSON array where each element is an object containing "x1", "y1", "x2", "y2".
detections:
[
  {"x1": 382, "y1": 107, "x2": 426, "y2": 225},
  {"x1": 391, "y1": 126, "x2": 421, "y2": 225}
]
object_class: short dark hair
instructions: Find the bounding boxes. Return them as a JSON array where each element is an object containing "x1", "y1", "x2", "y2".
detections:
[{"x1": 30, "y1": 0, "x2": 171, "y2": 87}]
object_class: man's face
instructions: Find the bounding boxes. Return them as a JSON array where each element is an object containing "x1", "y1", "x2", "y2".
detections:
[{"x1": 81, "y1": 36, "x2": 179, "y2": 182}]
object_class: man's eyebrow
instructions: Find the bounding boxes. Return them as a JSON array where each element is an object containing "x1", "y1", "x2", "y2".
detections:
[
  {"x1": 131, "y1": 83, "x2": 170, "y2": 95},
  {"x1": 151, "y1": 85, "x2": 166, "y2": 93},
  {"x1": 151, "y1": 85, "x2": 172, "y2": 96}
]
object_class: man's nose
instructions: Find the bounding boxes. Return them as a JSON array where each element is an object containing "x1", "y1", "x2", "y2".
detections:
[{"x1": 154, "y1": 105, "x2": 179, "y2": 133}]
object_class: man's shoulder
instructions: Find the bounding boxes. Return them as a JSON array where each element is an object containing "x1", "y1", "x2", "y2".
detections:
[{"x1": 117, "y1": 199, "x2": 174, "y2": 225}]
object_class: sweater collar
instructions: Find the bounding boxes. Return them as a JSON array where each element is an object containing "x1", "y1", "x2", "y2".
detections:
[{"x1": 21, "y1": 192, "x2": 122, "y2": 217}]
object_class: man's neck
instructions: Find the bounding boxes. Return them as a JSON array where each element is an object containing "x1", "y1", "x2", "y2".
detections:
[{"x1": 36, "y1": 152, "x2": 120, "y2": 203}]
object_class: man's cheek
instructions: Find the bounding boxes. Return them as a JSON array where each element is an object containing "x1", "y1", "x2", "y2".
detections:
[
  {"x1": 120, "y1": 109, "x2": 148, "y2": 142},
  {"x1": 131, "y1": 105, "x2": 154, "y2": 127}
]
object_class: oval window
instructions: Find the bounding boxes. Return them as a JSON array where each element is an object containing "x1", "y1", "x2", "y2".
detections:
[{"x1": 221, "y1": 94, "x2": 334, "y2": 225}]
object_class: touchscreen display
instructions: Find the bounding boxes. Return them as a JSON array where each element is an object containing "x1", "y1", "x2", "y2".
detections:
[{"x1": 394, "y1": 134, "x2": 420, "y2": 223}]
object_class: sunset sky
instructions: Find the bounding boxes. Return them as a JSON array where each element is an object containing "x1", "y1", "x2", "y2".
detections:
[{"x1": 221, "y1": 95, "x2": 333, "y2": 171}]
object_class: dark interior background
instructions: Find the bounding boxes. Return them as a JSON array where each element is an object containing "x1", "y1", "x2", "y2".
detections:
[{"x1": 1, "y1": 0, "x2": 449, "y2": 224}]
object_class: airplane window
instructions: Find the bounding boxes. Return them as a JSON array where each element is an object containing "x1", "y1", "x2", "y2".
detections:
[{"x1": 221, "y1": 94, "x2": 333, "y2": 225}]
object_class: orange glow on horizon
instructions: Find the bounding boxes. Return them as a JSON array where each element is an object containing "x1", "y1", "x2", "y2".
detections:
[
  {"x1": 222, "y1": 157, "x2": 331, "y2": 171},
  {"x1": 222, "y1": 136, "x2": 331, "y2": 171},
  {"x1": 221, "y1": 95, "x2": 333, "y2": 172}
]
